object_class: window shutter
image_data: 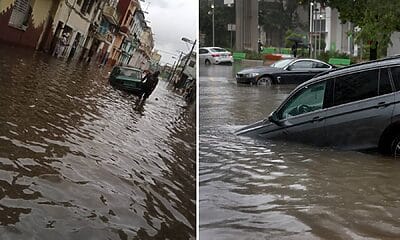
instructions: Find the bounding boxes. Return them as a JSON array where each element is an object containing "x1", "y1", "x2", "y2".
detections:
[{"x1": 8, "y1": 0, "x2": 31, "y2": 30}]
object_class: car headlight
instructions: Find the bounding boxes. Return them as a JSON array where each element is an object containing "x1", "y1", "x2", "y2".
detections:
[{"x1": 245, "y1": 73, "x2": 260, "y2": 78}]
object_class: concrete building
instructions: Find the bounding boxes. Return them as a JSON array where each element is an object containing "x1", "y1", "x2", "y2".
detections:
[
  {"x1": 387, "y1": 32, "x2": 400, "y2": 56},
  {"x1": 0, "y1": 0, "x2": 58, "y2": 49},
  {"x1": 323, "y1": 6, "x2": 355, "y2": 55},
  {"x1": 108, "y1": 0, "x2": 140, "y2": 65},
  {"x1": 235, "y1": 0, "x2": 258, "y2": 51},
  {"x1": 48, "y1": 0, "x2": 107, "y2": 60}
]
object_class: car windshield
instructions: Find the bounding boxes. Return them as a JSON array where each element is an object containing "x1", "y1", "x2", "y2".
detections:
[
  {"x1": 270, "y1": 59, "x2": 293, "y2": 69},
  {"x1": 119, "y1": 68, "x2": 141, "y2": 79},
  {"x1": 211, "y1": 48, "x2": 227, "y2": 53}
]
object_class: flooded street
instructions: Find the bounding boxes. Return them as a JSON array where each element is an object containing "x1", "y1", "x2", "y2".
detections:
[
  {"x1": 200, "y1": 63, "x2": 400, "y2": 239},
  {"x1": 0, "y1": 46, "x2": 195, "y2": 239}
]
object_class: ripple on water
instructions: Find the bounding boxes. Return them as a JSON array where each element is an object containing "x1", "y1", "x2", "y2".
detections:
[{"x1": 0, "y1": 47, "x2": 195, "y2": 239}]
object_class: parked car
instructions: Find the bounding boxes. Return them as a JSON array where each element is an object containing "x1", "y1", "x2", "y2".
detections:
[
  {"x1": 199, "y1": 47, "x2": 234, "y2": 65},
  {"x1": 236, "y1": 58, "x2": 335, "y2": 85},
  {"x1": 109, "y1": 66, "x2": 144, "y2": 94},
  {"x1": 236, "y1": 56, "x2": 400, "y2": 156}
]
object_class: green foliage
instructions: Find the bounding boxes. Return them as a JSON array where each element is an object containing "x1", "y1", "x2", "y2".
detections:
[
  {"x1": 259, "y1": 0, "x2": 306, "y2": 47},
  {"x1": 317, "y1": 51, "x2": 352, "y2": 64},
  {"x1": 199, "y1": 0, "x2": 235, "y2": 48},
  {"x1": 284, "y1": 30, "x2": 307, "y2": 48},
  {"x1": 243, "y1": 50, "x2": 264, "y2": 60}
]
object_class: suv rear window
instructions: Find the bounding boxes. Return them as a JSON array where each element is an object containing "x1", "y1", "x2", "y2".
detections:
[{"x1": 333, "y1": 69, "x2": 378, "y2": 106}]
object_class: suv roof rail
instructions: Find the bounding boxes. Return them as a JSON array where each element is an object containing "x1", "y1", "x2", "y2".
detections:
[{"x1": 315, "y1": 55, "x2": 400, "y2": 78}]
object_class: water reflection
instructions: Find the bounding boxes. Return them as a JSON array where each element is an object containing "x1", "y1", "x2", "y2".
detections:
[
  {"x1": 0, "y1": 45, "x2": 195, "y2": 239},
  {"x1": 200, "y1": 64, "x2": 400, "y2": 239}
]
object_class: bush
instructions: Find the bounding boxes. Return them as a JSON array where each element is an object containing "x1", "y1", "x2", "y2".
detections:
[
  {"x1": 317, "y1": 51, "x2": 353, "y2": 64},
  {"x1": 243, "y1": 50, "x2": 263, "y2": 60}
]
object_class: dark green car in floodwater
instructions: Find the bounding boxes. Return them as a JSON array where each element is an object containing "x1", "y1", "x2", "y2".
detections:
[{"x1": 109, "y1": 66, "x2": 144, "y2": 94}]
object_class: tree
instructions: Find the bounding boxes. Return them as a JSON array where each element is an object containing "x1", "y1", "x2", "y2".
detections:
[
  {"x1": 300, "y1": 0, "x2": 400, "y2": 60},
  {"x1": 259, "y1": 0, "x2": 305, "y2": 47},
  {"x1": 199, "y1": 0, "x2": 235, "y2": 48}
]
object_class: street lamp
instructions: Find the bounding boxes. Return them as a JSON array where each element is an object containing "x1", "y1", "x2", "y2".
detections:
[
  {"x1": 211, "y1": 2, "x2": 215, "y2": 47},
  {"x1": 179, "y1": 37, "x2": 197, "y2": 82}
]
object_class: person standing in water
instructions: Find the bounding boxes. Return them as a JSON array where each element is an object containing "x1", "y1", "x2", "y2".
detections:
[{"x1": 142, "y1": 71, "x2": 160, "y2": 100}]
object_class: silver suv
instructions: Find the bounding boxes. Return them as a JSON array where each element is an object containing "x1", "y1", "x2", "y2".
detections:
[{"x1": 237, "y1": 56, "x2": 400, "y2": 155}]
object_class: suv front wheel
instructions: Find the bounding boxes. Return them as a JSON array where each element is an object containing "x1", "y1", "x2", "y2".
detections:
[{"x1": 391, "y1": 135, "x2": 400, "y2": 157}]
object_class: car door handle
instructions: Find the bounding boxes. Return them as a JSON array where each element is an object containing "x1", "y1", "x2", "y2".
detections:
[
  {"x1": 311, "y1": 116, "x2": 323, "y2": 122},
  {"x1": 377, "y1": 102, "x2": 389, "y2": 108}
]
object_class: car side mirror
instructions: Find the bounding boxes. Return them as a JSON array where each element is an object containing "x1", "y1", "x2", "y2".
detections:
[
  {"x1": 286, "y1": 65, "x2": 292, "y2": 71},
  {"x1": 268, "y1": 111, "x2": 282, "y2": 126}
]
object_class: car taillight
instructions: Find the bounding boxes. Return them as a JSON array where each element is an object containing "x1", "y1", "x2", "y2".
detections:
[
  {"x1": 228, "y1": 53, "x2": 232, "y2": 56},
  {"x1": 212, "y1": 54, "x2": 220, "y2": 57}
]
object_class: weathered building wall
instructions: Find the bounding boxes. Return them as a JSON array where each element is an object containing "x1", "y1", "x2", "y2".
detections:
[{"x1": 0, "y1": 0, "x2": 53, "y2": 48}]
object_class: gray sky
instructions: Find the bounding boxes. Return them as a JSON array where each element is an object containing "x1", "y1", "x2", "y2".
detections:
[{"x1": 145, "y1": 0, "x2": 197, "y2": 66}]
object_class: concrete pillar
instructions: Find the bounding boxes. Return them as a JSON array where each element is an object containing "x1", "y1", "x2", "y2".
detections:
[{"x1": 235, "y1": 0, "x2": 258, "y2": 51}]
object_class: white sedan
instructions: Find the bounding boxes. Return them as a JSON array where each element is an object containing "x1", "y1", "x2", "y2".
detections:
[{"x1": 199, "y1": 47, "x2": 234, "y2": 65}]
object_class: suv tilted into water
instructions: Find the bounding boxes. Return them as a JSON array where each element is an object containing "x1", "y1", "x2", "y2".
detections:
[{"x1": 237, "y1": 56, "x2": 400, "y2": 155}]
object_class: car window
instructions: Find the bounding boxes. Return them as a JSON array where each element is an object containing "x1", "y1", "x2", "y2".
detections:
[
  {"x1": 333, "y1": 69, "x2": 378, "y2": 106},
  {"x1": 290, "y1": 60, "x2": 314, "y2": 70},
  {"x1": 270, "y1": 59, "x2": 293, "y2": 68},
  {"x1": 120, "y1": 69, "x2": 141, "y2": 79},
  {"x1": 379, "y1": 68, "x2": 393, "y2": 95},
  {"x1": 211, "y1": 48, "x2": 227, "y2": 53},
  {"x1": 390, "y1": 67, "x2": 400, "y2": 91},
  {"x1": 278, "y1": 81, "x2": 327, "y2": 119},
  {"x1": 199, "y1": 49, "x2": 209, "y2": 54},
  {"x1": 313, "y1": 62, "x2": 331, "y2": 69}
]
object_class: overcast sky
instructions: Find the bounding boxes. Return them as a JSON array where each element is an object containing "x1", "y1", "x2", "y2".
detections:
[{"x1": 145, "y1": 0, "x2": 197, "y2": 66}]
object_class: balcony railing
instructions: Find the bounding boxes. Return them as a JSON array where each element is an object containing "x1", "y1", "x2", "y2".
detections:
[{"x1": 103, "y1": 5, "x2": 119, "y2": 25}]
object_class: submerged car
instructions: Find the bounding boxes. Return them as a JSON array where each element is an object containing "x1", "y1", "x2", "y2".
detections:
[
  {"x1": 236, "y1": 56, "x2": 400, "y2": 155},
  {"x1": 236, "y1": 58, "x2": 334, "y2": 85},
  {"x1": 109, "y1": 66, "x2": 144, "y2": 94},
  {"x1": 199, "y1": 47, "x2": 234, "y2": 65}
]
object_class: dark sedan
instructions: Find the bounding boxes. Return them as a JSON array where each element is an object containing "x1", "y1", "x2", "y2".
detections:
[{"x1": 236, "y1": 58, "x2": 335, "y2": 85}]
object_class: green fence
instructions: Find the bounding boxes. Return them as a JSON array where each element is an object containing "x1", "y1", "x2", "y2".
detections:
[
  {"x1": 328, "y1": 58, "x2": 351, "y2": 67},
  {"x1": 233, "y1": 52, "x2": 246, "y2": 61}
]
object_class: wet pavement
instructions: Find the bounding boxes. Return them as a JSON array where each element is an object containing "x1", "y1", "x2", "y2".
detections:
[
  {"x1": 200, "y1": 63, "x2": 400, "y2": 239},
  {"x1": 0, "y1": 45, "x2": 195, "y2": 239}
]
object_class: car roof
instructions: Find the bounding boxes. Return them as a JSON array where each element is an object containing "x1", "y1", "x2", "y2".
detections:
[
  {"x1": 296, "y1": 56, "x2": 400, "y2": 89},
  {"x1": 117, "y1": 65, "x2": 142, "y2": 71},
  {"x1": 200, "y1": 47, "x2": 228, "y2": 51}
]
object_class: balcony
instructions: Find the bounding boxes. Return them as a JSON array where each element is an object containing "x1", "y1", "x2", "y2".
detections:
[{"x1": 103, "y1": 5, "x2": 119, "y2": 25}]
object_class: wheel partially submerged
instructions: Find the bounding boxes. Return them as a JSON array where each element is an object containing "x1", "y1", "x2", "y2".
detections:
[{"x1": 256, "y1": 76, "x2": 273, "y2": 86}]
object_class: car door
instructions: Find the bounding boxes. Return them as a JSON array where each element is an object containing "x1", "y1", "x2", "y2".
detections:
[
  {"x1": 279, "y1": 60, "x2": 317, "y2": 84},
  {"x1": 324, "y1": 68, "x2": 395, "y2": 150},
  {"x1": 270, "y1": 80, "x2": 330, "y2": 146},
  {"x1": 199, "y1": 49, "x2": 209, "y2": 63}
]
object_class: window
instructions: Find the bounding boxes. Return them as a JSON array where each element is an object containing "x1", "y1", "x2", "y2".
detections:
[
  {"x1": 199, "y1": 49, "x2": 209, "y2": 54},
  {"x1": 278, "y1": 81, "x2": 327, "y2": 119},
  {"x1": 313, "y1": 62, "x2": 331, "y2": 69},
  {"x1": 379, "y1": 68, "x2": 393, "y2": 95},
  {"x1": 8, "y1": 0, "x2": 32, "y2": 31},
  {"x1": 189, "y1": 60, "x2": 195, "y2": 68},
  {"x1": 290, "y1": 60, "x2": 314, "y2": 70},
  {"x1": 391, "y1": 67, "x2": 400, "y2": 91},
  {"x1": 211, "y1": 48, "x2": 227, "y2": 52},
  {"x1": 333, "y1": 70, "x2": 378, "y2": 106}
]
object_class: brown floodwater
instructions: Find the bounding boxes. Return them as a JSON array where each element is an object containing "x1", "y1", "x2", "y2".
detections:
[
  {"x1": 200, "y1": 63, "x2": 400, "y2": 240},
  {"x1": 0, "y1": 45, "x2": 195, "y2": 239}
]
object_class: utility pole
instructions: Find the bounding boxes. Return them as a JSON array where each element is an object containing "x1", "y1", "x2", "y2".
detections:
[{"x1": 212, "y1": 0, "x2": 215, "y2": 47}]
